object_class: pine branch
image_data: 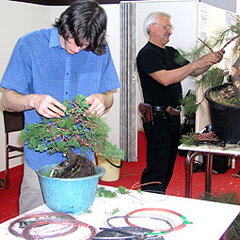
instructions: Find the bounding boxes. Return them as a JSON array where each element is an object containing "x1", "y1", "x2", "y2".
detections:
[{"x1": 197, "y1": 38, "x2": 214, "y2": 53}]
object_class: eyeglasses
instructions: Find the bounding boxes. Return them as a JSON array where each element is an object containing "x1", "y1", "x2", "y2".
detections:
[{"x1": 153, "y1": 23, "x2": 174, "y2": 31}]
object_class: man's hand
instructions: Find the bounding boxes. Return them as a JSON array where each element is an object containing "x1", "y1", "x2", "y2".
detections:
[
  {"x1": 86, "y1": 93, "x2": 107, "y2": 117},
  {"x1": 2, "y1": 90, "x2": 66, "y2": 118},
  {"x1": 194, "y1": 49, "x2": 225, "y2": 69},
  {"x1": 30, "y1": 94, "x2": 66, "y2": 118}
]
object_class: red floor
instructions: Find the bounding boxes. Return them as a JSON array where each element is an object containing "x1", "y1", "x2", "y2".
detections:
[{"x1": 100, "y1": 131, "x2": 240, "y2": 199}]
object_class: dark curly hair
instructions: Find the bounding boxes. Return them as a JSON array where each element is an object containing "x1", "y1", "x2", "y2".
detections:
[{"x1": 53, "y1": 0, "x2": 107, "y2": 55}]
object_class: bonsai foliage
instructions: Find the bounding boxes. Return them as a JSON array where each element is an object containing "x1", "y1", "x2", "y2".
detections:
[
  {"x1": 20, "y1": 94, "x2": 125, "y2": 161},
  {"x1": 179, "y1": 16, "x2": 240, "y2": 114},
  {"x1": 180, "y1": 91, "x2": 198, "y2": 116}
]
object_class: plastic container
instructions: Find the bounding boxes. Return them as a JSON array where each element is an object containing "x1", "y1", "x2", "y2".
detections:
[
  {"x1": 205, "y1": 83, "x2": 240, "y2": 144},
  {"x1": 37, "y1": 164, "x2": 105, "y2": 214},
  {"x1": 96, "y1": 154, "x2": 122, "y2": 182}
]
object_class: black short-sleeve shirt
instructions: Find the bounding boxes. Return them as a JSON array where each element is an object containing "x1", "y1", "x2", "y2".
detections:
[{"x1": 136, "y1": 42, "x2": 189, "y2": 107}]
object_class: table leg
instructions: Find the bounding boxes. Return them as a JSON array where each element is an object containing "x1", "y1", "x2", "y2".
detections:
[
  {"x1": 185, "y1": 151, "x2": 200, "y2": 198},
  {"x1": 205, "y1": 154, "x2": 213, "y2": 195}
]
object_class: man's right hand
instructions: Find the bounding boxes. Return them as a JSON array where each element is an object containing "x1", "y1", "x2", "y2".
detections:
[
  {"x1": 30, "y1": 94, "x2": 66, "y2": 118},
  {"x1": 2, "y1": 90, "x2": 66, "y2": 118},
  {"x1": 194, "y1": 49, "x2": 225, "y2": 69}
]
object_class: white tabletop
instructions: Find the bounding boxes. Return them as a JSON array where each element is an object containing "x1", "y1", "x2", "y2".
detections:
[
  {"x1": 0, "y1": 186, "x2": 239, "y2": 240},
  {"x1": 179, "y1": 143, "x2": 240, "y2": 156}
]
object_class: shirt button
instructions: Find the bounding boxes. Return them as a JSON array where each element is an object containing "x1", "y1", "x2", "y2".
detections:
[{"x1": 65, "y1": 92, "x2": 68, "y2": 95}]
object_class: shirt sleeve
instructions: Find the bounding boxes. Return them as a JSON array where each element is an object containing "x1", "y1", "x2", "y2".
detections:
[
  {"x1": 137, "y1": 46, "x2": 190, "y2": 75},
  {"x1": 98, "y1": 45, "x2": 120, "y2": 93},
  {"x1": 172, "y1": 48, "x2": 190, "y2": 68},
  {"x1": 1, "y1": 37, "x2": 32, "y2": 94},
  {"x1": 137, "y1": 48, "x2": 165, "y2": 74}
]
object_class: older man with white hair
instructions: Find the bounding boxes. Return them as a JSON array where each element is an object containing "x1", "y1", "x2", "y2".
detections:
[{"x1": 137, "y1": 11, "x2": 225, "y2": 194}]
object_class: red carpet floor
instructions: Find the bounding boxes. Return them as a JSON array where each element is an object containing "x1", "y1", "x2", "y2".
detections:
[
  {"x1": 0, "y1": 164, "x2": 23, "y2": 223},
  {"x1": 0, "y1": 131, "x2": 239, "y2": 223}
]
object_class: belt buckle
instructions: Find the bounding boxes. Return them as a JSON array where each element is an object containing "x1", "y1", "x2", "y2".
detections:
[
  {"x1": 165, "y1": 106, "x2": 180, "y2": 116},
  {"x1": 153, "y1": 106, "x2": 165, "y2": 112}
]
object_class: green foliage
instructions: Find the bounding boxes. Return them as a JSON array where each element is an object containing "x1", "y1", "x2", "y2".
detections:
[
  {"x1": 200, "y1": 191, "x2": 240, "y2": 204},
  {"x1": 213, "y1": 20, "x2": 240, "y2": 52},
  {"x1": 101, "y1": 141, "x2": 125, "y2": 160},
  {"x1": 0, "y1": 178, "x2": 4, "y2": 189},
  {"x1": 110, "y1": 208, "x2": 120, "y2": 215},
  {"x1": 96, "y1": 186, "x2": 130, "y2": 198},
  {"x1": 20, "y1": 94, "x2": 124, "y2": 160},
  {"x1": 197, "y1": 67, "x2": 225, "y2": 89},
  {"x1": 180, "y1": 92, "x2": 198, "y2": 116},
  {"x1": 97, "y1": 186, "x2": 117, "y2": 198},
  {"x1": 178, "y1": 17, "x2": 240, "y2": 116},
  {"x1": 177, "y1": 40, "x2": 212, "y2": 63},
  {"x1": 117, "y1": 186, "x2": 128, "y2": 194},
  {"x1": 180, "y1": 68, "x2": 225, "y2": 115},
  {"x1": 180, "y1": 132, "x2": 197, "y2": 146},
  {"x1": 179, "y1": 16, "x2": 240, "y2": 63}
]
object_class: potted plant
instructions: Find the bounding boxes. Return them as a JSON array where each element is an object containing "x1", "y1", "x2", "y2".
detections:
[
  {"x1": 95, "y1": 141, "x2": 124, "y2": 182},
  {"x1": 180, "y1": 16, "x2": 240, "y2": 144},
  {"x1": 20, "y1": 94, "x2": 125, "y2": 214}
]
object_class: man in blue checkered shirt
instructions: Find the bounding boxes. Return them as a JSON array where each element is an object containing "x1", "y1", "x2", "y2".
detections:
[{"x1": 1, "y1": 0, "x2": 120, "y2": 213}]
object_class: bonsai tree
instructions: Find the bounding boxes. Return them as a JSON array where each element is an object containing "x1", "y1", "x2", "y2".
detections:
[
  {"x1": 180, "y1": 16, "x2": 240, "y2": 115},
  {"x1": 20, "y1": 94, "x2": 125, "y2": 178},
  {"x1": 179, "y1": 16, "x2": 240, "y2": 145}
]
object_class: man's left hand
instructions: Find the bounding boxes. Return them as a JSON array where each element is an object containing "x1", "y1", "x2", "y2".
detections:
[{"x1": 86, "y1": 94, "x2": 106, "y2": 117}]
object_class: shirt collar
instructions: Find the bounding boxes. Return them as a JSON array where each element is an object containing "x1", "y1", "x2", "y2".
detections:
[{"x1": 49, "y1": 28, "x2": 61, "y2": 48}]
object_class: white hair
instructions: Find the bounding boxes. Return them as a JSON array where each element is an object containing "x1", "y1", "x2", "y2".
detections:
[{"x1": 144, "y1": 11, "x2": 171, "y2": 35}]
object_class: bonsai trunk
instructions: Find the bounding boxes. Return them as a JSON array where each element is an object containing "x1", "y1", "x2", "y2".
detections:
[
  {"x1": 231, "y1": 57, "x2": 240, "y2": 100},
  {"x1": 50, "y1": 149, "x2": 96, "y2": 178}
]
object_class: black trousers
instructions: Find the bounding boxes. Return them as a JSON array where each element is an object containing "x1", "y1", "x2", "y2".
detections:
[{"x1": 141, "y1": 110, "x2": 181, "y2": 194}]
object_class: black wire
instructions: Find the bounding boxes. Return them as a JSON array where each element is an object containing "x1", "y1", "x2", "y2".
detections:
[{"x1": 106, "y1": 215, "x2": 174, "y2": 231}]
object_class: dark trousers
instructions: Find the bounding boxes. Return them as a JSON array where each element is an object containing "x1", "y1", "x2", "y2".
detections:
[{"x1": 141, "y1": 110, "x2": 181, "y2": 194}]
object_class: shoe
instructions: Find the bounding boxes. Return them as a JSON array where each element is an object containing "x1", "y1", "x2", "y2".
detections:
[{"x1": 193, "y1": 162, "x2": 205, "y2": 172}]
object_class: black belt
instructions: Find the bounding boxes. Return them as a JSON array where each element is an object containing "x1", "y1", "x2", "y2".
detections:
[
  {"x1": 152, "y1": 106, "x2": 167, "y2": 112},
  {"x1": 152, "y1": 105, "x2": 181, "y2": 117}
]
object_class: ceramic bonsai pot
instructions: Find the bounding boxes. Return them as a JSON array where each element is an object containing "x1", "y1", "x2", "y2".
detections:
[{"x1": 37, "y1": 164, "x2": 105, "y2": 214}]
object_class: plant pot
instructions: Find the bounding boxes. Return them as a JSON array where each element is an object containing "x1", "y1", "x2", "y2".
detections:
[
  {"x1": 37, "y1": 164, "x2": 105, "y2": 214},
  {"x1": 205, "y1": 83, "x2": 240, "y2": 144},
  {"x1": 95, "y1": 154, "x2": 122, "y2": 182}
]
